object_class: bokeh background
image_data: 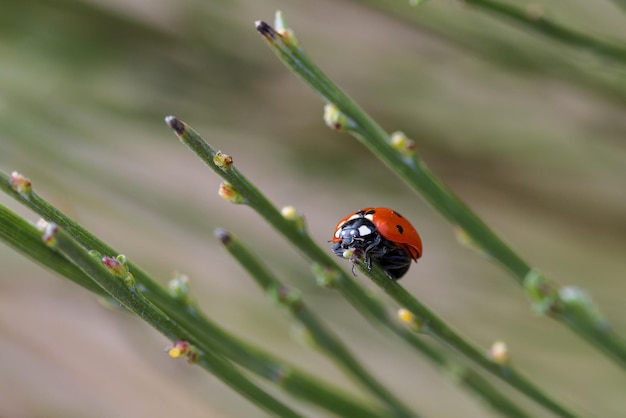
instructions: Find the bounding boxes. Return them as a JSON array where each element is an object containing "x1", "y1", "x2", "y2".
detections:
[{"x1": 1, "y1": 0, "x2": 625, "y2": 417}]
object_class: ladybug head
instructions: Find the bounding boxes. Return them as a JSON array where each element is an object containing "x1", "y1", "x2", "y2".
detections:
[
  {"x1": 332, "y1": 218, "x2": 386, "y2": 261},
  {"x1": 334, "y1": 218, "x2": 376, "y2": 246}
]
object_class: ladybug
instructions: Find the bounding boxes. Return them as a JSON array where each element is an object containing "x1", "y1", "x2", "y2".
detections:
[{"x1": 331, "y1": 207, "x2": 422, "y2": 280}]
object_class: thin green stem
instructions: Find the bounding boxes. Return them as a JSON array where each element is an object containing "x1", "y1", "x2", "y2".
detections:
[
  {"x1": 166, "y1": 302, "x2": 386, "y2": 418},
  {"x1": 254, "y1": 15, "x2": 626, "y2": 371},
  {"x1": 363, "y1": 261, "x2": 577, "y2": 418},
  {"x1": 0, "y1": 172, "x2": 383, "y2": 418},
  {"x1": 164, "y1": 116, "x2": 574, "y2": 418},
  {"x1": 0, "y1": 204, "x2": 106, "y2": 296},
  {"x1": 463, "y1": 0, "x2": 626, "y2": 63},
  {"x1": 325, "y1": 265, "x2": 533, "y2": 418},
  {"x1": 44, "y1": 223, "x2": 307, "y2": 418},
  {"x1": 216, "y1": 228, "x2": 420, "y2": 418}
]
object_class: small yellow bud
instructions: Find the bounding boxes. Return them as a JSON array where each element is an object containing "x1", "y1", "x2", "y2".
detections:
[
  {"x1": 489, "y1": 341, "x2": 511, "y2": 365},
  {"x1": 281, "y1": 205, "x2": 298, "y2": 220},
  {"x1": 218, "y1": 181, "x2": 244, "y2": 204},
  {"x1": 398, "y1": 308, "x2": 423, "y2": 331},
  {"x1": 168, "y1": 341, "x2": 191, "y2": 359},
  {"x1": 323, "y1": 104, "x2": 349, "y2": 131},
  {"x1": 397, "y1": 308, "x2": 414, "y2": 324},
  {"x1": 281, "y1": 205, "x2": 306, "y2": 232},
  {"x1": 168, "y1": 346, "x2": 182, "y2": 358},
  {"x1": 10, "y1": 171, "x2": 32, "y2": 194},
  {"x1": 213, "y1": 151, "x2": 233, "y2": 169},
  {"x1": 102, "y1": 256, "x2": 129, "y2": 279},
  {"x1": 390, "y1": 131, "x2": 417, "y2": 158}
]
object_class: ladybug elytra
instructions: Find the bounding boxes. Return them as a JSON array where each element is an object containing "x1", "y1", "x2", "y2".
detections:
[{"x1": 331, "y1": 207, "x2": 422, "y2": 280}]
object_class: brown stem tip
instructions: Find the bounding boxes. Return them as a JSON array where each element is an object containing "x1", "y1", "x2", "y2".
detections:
[
  {"x1": 165, "y1": 115, "x2": 186, "y2": 135},
  {"x1": 255, "y1": 20, "x2": 277, "y2": 39},
  {"x1": 214, "y1": 228, "x2": 232, "y2": 245}
]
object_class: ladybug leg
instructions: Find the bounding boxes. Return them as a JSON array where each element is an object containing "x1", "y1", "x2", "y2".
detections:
[
  {"x1": 361, "y1": 233, "x2": 384, "y2": 264},
  {"x1": 351, "y1": 264, "x2": 358, "y2": 276},
  {"x1": 350, "y1": 247, "x2": 369, "y2": 275},
  {"x1": 360, "y1": 235, "x2": 380, "y2": 273}
]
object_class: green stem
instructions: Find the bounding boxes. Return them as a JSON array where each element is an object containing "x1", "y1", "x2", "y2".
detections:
[
  {"x1": 0, "y1": 172, "x2": 384, "y2": 418},
  {"x1": 216, "y1": 228, "x2": 420, "y2": 418},
  {"x1": 326, "y1": 266, "x2": 534, "y2": 418},
  {"x1": 363, "y1": 262, "x2": 577, "y2": 418},
  {"x1": 0, "y1": 204, "x2": 106, "y2": 296},
  {"x1": 464, "y1": 0, "x2": 626, "y2": 63},
  {"x1": 44, "y1": 223, "x2": 307, "y2": 418},
  {"x1": 254, "y1": 16, "x2": 626, "y2": 371},
  {"x1": 164, "y1": 116, "x2": 574, "y2": 418}
]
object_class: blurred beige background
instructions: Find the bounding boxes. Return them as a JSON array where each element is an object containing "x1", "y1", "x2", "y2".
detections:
[{"x1": 1, "y1": 0, "x2": 625, "y2": 417}]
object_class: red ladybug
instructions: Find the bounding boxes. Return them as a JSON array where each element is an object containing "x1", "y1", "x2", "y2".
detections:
[{"x1": 331, "y1": 207, "x2": 422, "y2": 280}]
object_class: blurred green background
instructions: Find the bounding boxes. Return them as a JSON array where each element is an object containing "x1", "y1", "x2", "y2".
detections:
[{"x1": 1, "y1": 0, "x2": 625, "y2": 417}]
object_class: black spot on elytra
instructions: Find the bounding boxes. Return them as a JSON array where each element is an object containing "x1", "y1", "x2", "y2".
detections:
[
  {"x1": 396, "y1": 224, "x2": 404, "y2": 234},
  {"x1": 365, "y1": 209, "x2": 376, "y2": 215}
]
